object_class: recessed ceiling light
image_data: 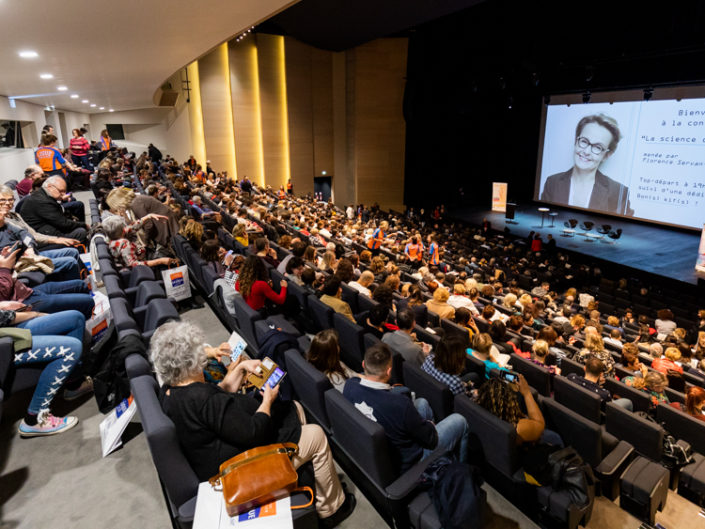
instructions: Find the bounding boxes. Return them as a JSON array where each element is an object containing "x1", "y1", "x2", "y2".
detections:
[
  {"x1": 99, "y1": 107, "x2": 105, "y2": 110},
  {"x1": 70, "y1": 94, "x2": 79, "y2": 99},
  {"x1": 57, "y1": 85, "x2": 68, "y2": 91},
  {"x1": 81, "y1": 99, "x2": 89, "y2": 103},
  {"x1": 109, "y1": 109, "x2": 114, "y2": 112},
  {"x1": 90, "y1": 104, "x2": 96, "y2": 107},
  {"x1": 39, "y1": 73, "x2": 54, "y2": 79},
  {"x1": 18, "y1": 50, "x2": 38, "y2": 59}
]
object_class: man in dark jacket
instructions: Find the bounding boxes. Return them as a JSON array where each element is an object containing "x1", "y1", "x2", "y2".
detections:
[{"x1": 20, "y1": 176, "x2": 87, "y2": 243}]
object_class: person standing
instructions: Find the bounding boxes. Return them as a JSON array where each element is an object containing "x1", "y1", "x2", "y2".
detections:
[{"x1": 69, "y1": 128, "x2": 92, "y2": 171}]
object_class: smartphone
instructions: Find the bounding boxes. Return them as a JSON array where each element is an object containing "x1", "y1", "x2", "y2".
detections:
[
  {"x1": 499, "y1": 370, "x2": 519, "y2": 383},
  {"x1": 230, "y1": 339, "x2": 246, "y2": 364},
  {"x1": 263, "y1": 367, "x2": 286, "y2": 389}
]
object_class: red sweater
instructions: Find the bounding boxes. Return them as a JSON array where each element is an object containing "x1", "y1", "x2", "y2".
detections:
[{"x1": 236, "y1": 280, "x2": 287, "y2": 311}]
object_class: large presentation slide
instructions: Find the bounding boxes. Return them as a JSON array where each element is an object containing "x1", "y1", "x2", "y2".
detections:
[{"x1": 534, "y1": 95, "x2": 705, "y2": 230}]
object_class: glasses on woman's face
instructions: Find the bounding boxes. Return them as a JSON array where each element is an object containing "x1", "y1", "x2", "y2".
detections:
[
  {"x1": 0, "y1": 198, "x2": 13, "y2": 204},
  {"x1": 576, "y1": 136, "x2": 609, "y2": 156}
]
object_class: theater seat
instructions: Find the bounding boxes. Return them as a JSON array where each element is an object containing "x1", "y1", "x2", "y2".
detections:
[
  {"x1": 285, "y1": 349, "x2": 334, "y2": 433},
  {"x1": 402, "y1": 362, "x2": 453, "y2": 421}
]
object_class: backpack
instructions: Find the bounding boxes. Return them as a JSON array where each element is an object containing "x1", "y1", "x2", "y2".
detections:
[
  {"x1": 92, "y1": 332, "x2": 148, "y2": 413},
  {"x1": 662, "y1": 435, "x2": 694, "y2": 468},
  {"x1": 421, "y1": 456, "x2": 486, "y2": 529},
  {"x1": 547, "y1": 447, "x2": 596, "y2": 508}
]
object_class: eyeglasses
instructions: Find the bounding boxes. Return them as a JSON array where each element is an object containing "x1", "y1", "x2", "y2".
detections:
[
  {"x1": 0, "y1": 198, "x2": 14, "y2": 204},
  {"x1": 47, "y1": 183, "x2": 66, "y2": 194},
  {"x1": 576, "y1": 137, "x2": 609, "y2": 156}
]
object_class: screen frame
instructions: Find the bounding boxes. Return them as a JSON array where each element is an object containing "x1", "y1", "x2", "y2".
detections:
[{"x1": 534, "y1": 85, "x2": 705, "y2": 232}]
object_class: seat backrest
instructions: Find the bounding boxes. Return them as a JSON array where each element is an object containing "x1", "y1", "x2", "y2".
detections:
[
  {"x1": 402, "y1": 361, "x2": 453, "y2": 421},
  {"x1": 130, "y1": 375, "x2": 199, "y2": 511},
  {"x1": 552, "y1": 375, "x2": 602, "y2": 424},
  {"x1": 454, "y1": 394, "x2": 519, "y2": 477},
  {"x1": 426, "y1": 310, "x2": 440, "y2": 328},
  {"x1": 134, "y1": 280, "x2": 166, "y2": 308},
  {"x1": 232, "y1": 294, "x2": 262, "y2": 346},
  {"x1": 287, "y1": 281, "x2": 309, "y2": 311},
  {"x1": 324, "y1": 390, "x2": 397, "y2": 489},
  {"x1": 559, "y1": 357, "x2": 585, "y2": 378},
  {"x1": 142, "y1": 297, "x2": 180, "y2": 335},
  {"x1": 510, "y1": 353, "x2": 552, "y2": 396},
  {"x1": 332, "y1": 313, "x2": 365, "y2": 372},
  {"x1": 603, "y1": 377, "x2": 652, "y2": 413},
  {"x1": 340, "y1": 283, "x2": 359, "y2": 314},
  {"x1": 540, "y1": 396, "x2": 603, "y2": 467},
  {"x1": 109, "y1": 296, "x2": 139, "y2": 333},
  {"x1": 464, "y1": 353, "x2": 487, "y2": 382},
  {"x1": 363, "y1": 333, "x2": 381, "y2": 351},
  {"x1": 127, "y1": 265, "x2": 156, "y2": 289},
  {"x1": 440, "y1": 318, "x2": 470, "y2": 348},
  {"x1": 357, "y1": 293, "x2": 379, "y2": 314},
  {"x1": 411, "y1": 304, "x2": 428, "y2": 328},
  {"x1": 605, "y1": 402, "x2": 664, "y2": 461},
  {"x1": 656, "y1": 403, "x2": 705, "y2": 455},
  {"x1": 413, "y1": 325, "x2": 440, "y2": 347},
  {"x1": 308, "y1": 294, "x2": 334, "y2": 331},
  {"x1": 285, "y1": 349, "x2": 333, "y2": 431}
]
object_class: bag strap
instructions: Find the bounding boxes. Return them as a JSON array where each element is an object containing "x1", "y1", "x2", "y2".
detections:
[
  {"x1": 289, "y1": 486, "x2": 314, "y2": 510},
  {"x1": 208, "y1": 443, "x2": 299, "y2": 487}
]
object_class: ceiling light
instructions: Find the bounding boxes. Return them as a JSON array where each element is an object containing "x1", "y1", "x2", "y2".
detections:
[
  {"x1": 81, "y1": 99, "x2": 89, "y2": 103},
  {"x1": 18, "y1": 50, "x2": 38, "y2": 59},
  {"x1": 90, "y1": 104, "x2": 96, "y2": 107},
  {"x1": 109, "y1": 109, "x2": 114, "y2": 112},
  {"x1": 57, "y1": 85, "x2": 68, "y2": 91},
  {"x1": 99, "y1": 107, "x2": 105, "y2": 110},
  {"x1": 70, "y1": 94, "x2": 79, "y2": 99},
  {"x1": 39, "y1": 73, "x2": 54, "y2": 79}
]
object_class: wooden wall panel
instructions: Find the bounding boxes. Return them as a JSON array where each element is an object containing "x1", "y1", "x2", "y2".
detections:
[
  {"x1": 198, "y1": 44, "x2": 237, "y2": 178},
  {"x1": 284, "y1": 38, "x2": 314, "y2": 196},
  {"x1": 229, "y1": 39, "x2": 265, "y2": 185},
  {"x1": 311, "y1": 48, "x2": 334, "y2": 178},
  {"x1": 352, "y1": 39, "x2": 408, "y2": 211},
  {"x1": 257, "y1": 34, "x2": 290, "y2": 189},
  {"x1": 332, "y1": 51, "x2": 353, "y2": 207}
]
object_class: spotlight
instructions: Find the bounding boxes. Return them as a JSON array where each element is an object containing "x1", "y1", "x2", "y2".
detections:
[
  {"x1": 582, "y1": 91, "x2": 591, "y2": 104},
  {"x1": 644, "y1": 87, "x2": 653, "y2": 101}
]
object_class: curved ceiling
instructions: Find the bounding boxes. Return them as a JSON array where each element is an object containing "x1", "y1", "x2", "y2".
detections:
[{"x1": 0, "y1": 0, "x2": 295, "y2": 114}]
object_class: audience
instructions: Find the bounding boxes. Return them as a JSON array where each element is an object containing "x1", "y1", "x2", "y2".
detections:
[
  {"x1": 381, "y1": 308, "x2": 430, "y2": 365},
  {"x1": 307, "y1": 329, "x2": 359, "y2": 392}
]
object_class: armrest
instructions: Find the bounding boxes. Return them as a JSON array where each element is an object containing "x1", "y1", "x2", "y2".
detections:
[
  {"x1": 596, "y1": 440, "x2": 634, "y2": 477},
  {"x1": 133, "y1": 305, "x2": 147, "y2": 328},
  {"x1": 0, "y1": 336, "x2": 15, "y2": 387},
  {"x1": 176, "y1": 495, "x2": 197, "y2": 523},
  {"x1": 385, "y1": 447, "x2": 446, "y2": 501}
]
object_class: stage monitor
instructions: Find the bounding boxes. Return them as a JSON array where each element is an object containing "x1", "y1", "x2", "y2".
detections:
[{"x1": 534, "y1": 87, "x2": 705, "y2": 230}]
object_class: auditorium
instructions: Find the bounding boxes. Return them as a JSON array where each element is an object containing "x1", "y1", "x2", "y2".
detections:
[{"x1": 2, "y1": 1, "x2": 705, "y2": 528}]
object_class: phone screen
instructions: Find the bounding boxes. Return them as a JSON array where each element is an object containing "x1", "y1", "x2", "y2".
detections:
[
  {"x1": 501, "y1": 370, "x2": 518, "y2": 383},
  {"x1": 265, "y1": 367, "x2": 285, "y2": 389}
]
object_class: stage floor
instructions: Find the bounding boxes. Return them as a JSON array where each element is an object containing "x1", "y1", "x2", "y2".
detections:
[{"x1": 449, "y1": 203, "x2": 702, "y2": 286}]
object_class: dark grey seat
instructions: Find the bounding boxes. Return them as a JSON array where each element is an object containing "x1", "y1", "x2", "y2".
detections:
[
  {"x1": 333, "y1": 313, "x2": 366, "y2": 372},
  {"x1": 552, "y1": 375, "x2": 603, "y2": 425},
  {"x1": 402, "y1": 361, "x2": 453, "y2": 421},
  {"x1": 284, "y1": 349, "x2": 333, "y2": 433}
]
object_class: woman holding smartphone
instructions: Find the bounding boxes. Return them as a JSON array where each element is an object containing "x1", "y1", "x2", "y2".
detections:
[{"x1": 152, "y1": 321, "x2": 355, "y2": 527}]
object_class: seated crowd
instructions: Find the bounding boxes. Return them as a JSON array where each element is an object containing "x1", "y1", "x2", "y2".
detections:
[{"x1": 6, "y1": 136, "x2": 705, "y2": 527}]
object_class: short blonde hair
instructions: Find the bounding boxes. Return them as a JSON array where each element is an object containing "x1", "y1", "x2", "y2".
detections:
[
  {"x1": 519, "y1": 293, "x2": 532, "y2": 306},
  {"x1": 532, "y1": 339, "x2": 549, "y2": 358},
  {"x1": 503, "y1": 293, "x2": 517, "y2": 309},
  {"x1": 607, "y1": 316, "x2": 620, "y2": 326},
  {"x1": 106, "y1": 187, "x2": 136, "y2": 213},
  {"x1": 664, "y1": 347, "x2": 681, "y2": 362},
  {"x1": 453, "y1": 283, "x2": 466, "y2": 295},
  {"x1": 433, "y1": 287, "x2": 450, "y2": 303}
]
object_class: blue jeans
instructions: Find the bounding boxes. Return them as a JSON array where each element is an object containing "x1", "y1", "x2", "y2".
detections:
[
  {"x1": 15, "y1": 311, "x2": 85, "y2": 413},
  {"x1": 40, "y1": 247, "x2": 81, "y2": 281},
  {"x1": 25, "y1": 279, "x2": 94, "y2": 319},
  {"x1": 415, "y1": 398, "x2": 470, "y2": 463}
]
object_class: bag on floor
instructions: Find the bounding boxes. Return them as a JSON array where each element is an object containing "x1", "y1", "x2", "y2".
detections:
[
  {"x1": 547, "y1": 447, "x2": 596, "y2": 508},
  {"x1": 93, "y1": 332, "x2": 147, "y2": 413},
  {"x1": 421, "y1": 456, "x2": 486, "y2": 529},
  {"x1": 161, "y1": 264, "x2": 191, "y2": 301}
]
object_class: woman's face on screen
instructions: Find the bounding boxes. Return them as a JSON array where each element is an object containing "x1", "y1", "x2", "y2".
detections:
[{"x1": 573, "y1": 122, "x2": 613, "y2": 172}]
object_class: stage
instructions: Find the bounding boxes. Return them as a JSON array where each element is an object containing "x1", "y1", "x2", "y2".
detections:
[{"x1": 449, "y1": 203, "x2": 703, "y2": 286}]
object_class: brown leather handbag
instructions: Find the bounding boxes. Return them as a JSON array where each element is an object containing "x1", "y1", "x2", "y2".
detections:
[{"x1": 208, "y1": 442, "x2": 311, "y2": 516}]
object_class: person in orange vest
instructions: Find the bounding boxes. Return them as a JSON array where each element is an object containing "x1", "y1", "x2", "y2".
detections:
[
  {"x1": 428, "y1": 234, "x2": 441, "y2": 267},
  {"x1": 99, "y1": 129, "x2": 112, "y2": 151},
  {"x1": 404, "y1": 236, "x2": 424, "y2": 269},
  {"x1": 367, "y1": 220, "x2": 389, "y2": 254},
  {"x1": 278, "y1": 186, "x2": 286, "y2": 200},
  {"x1": 35, "y1": 134, "x2": 73, "y2": 177},
  {"x1": 286, "y1": 179, "x2": 293, "y2": 195},
  {"x1": 193, "y1": 165, "x2": 205, "y2": 184}
]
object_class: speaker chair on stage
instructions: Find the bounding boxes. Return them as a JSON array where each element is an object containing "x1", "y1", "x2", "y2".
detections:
[
  {"x1": 605, "y1": 229, "x2": 622, "y2": 244},
  {"x1": 579, "y1": 221, "x2": 594, "y2": 232},
  {"x1": 564, "y1": 219, "x2": 578, "y2": 229},
  {"x1": 598, "y1": 224, "x2": 612, "y2": 235}
]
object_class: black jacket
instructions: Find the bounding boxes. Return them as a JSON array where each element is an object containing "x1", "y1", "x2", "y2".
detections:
[
  {"x1": 541, "y1": 169, "x2": 633, "y2": 215},
  {"x1": 20, "y1": 188, "x2": 85, "y2": 237}
]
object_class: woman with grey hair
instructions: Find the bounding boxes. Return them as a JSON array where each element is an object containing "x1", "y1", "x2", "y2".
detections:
[
  {"x1": 151, "y1": 321, "x2": 355, "y2": 526},
  {"x1": 103, "y1": 215, "x2": 176, "y2": 270}
]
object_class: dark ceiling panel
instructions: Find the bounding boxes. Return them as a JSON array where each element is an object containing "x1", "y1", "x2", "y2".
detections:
[{"x1": 259, "y1": 0, "x2": 487, "y2": 51}]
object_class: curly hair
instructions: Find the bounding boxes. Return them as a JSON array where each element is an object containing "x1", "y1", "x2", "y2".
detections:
[
  {"x1": 238, "y1": 255, "x2": 268, "y2": 298},
  {"x1": 150, "y1": 320, "x2": 206, "y2": 386},
  {"x1": 477, "y1": 378, "x2": 523, "y2": 426}
]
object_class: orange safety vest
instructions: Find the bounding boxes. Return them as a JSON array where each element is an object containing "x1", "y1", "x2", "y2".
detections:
[
  {"x1": 101, "y1": 136, "x2": 111, "y2": 150},
  {"x1": 405, "y1": 242, "x2": 423, "y2": 261},
  {"x1": 367, "y1": 228, "x2": 385, "y2": 250},
  {"x1": 429, "y1": 242, "x2": 440, "y2": 265}
]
